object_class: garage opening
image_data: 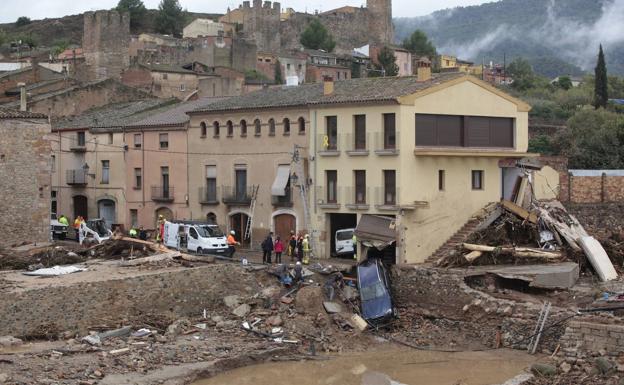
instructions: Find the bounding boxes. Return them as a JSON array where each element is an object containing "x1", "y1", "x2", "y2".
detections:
[
  {"x1": 73, "y1": 195, "x2": 88, "y2": 220},
  {"x1": 329, "y1": 213, "x2": 357, "y2": 258}
]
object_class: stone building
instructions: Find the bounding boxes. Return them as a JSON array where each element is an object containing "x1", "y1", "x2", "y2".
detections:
[
  {"x1": 82, "y1": 10, "x2": 130, "y2": 81},
  {"x1": 0, "y1": 108, "x2": 51, "y2": 247},
  {"x1": 221, "y1": 0, "x2": 394, "y2": 54}
]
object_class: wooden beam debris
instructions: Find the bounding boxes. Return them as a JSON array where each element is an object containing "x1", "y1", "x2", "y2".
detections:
[
  {"x1": 463, "y1": 243, "x2": 561, "y2": 259},
  {"x1": 500, "y1": 200, "x2": 538, "y2": 224}
]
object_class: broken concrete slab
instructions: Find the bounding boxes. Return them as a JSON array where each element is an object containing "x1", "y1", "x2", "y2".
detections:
[
  {"x1": 323, "y1": 301, "x2": 343, "y2": 314},
  {"x1": 579, "y1": 236, "x2": 617, "y2": 282},
  {"x1": 467, "y1": 262, "x2": 580, "y2": 289},
  {"x1": 350, "y1": 314, "x2": 368, "y2": 331},
  {"x1": 232, "y1": 304, "x2": 251, "y2": 318},
  {"x1": 0, "y1": 336, "x2": 22, "y2": 347}
]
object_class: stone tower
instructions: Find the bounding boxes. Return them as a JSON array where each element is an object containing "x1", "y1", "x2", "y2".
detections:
[
  {"x1": 367, "y1": 0, "x2": 394, "y2": 44},
  {"x1": 241, "y1": 1, "x2": 281, "y2": 52},
  {"x1": 83, "y1": 10, "x2": 130, "y2": 81}
]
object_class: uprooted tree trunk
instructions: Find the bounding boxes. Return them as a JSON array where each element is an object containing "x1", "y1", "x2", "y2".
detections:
[{"x1": 462, "y1": 243, "x2": 562, "y2": 260}]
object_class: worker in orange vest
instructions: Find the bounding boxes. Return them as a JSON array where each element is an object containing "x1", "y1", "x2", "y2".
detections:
[{"x1": 227, "y1": 230, "x2": 240, "y2": 258}]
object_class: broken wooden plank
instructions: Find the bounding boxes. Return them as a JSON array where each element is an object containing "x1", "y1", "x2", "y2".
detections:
[
  {"x1": 462, "y1": 243, "x2": 561, "y2": 259},
  {"x1": 501, "y1": 200, "x2": 538, "y2": 224},
  {"x1": 119, "y1": 252, "x2": 180, "y2": 267},
  {"x1": 464, "y1": 250, "x2": 483, "y2": 263},
  {"x1": 578, "y1": 236, "x2": 617, "y2": 282},
  {"x1": 535, "y1": 207, "x2": 584, "y2": 251}
]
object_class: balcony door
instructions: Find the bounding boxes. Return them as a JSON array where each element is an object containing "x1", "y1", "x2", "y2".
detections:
[
  {"x1": 235, "y1": 169, "x2": 247, "y2": 201},
  {"x1": 161, "y1": 167, "x2": 170, "y2": 199}
]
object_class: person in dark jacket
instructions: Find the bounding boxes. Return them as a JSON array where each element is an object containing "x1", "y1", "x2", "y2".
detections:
[
  {"x1": 261, "y1": 232, "x2": 274, "y2": 264},
  {"x1": 288, "y1": 231, "x2": 297, "y2": 262},
  {"x1": 296, "y1": 234, "x2": 304, "y2": 262}
]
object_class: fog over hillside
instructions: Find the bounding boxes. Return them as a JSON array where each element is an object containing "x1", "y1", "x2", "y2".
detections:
[{"x1": 394, "y1": 0, "x2": 624, "y2": 77}]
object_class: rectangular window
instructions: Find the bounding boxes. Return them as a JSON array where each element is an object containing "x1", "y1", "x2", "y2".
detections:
[
  {"x1": 472, "y1": 170, "x2": 484, "y2": 190},
  {"x1": 134, "y1": 168, "x2": 142, "y2": 189},
  {"x1": 383, "y1": 113, "x2": 396, "y2": 150},
  {"x1": 134, "y1": 133, "x2": 142, "y2": 148},
  {"x1": 416, "y1": 114, "x2": 514, "y2": 148},
  {"x1": 326, "y1": 170, "x2": 337, "y2": 203},
  {"x1": 51, "y1": 155, "x2": 56, "y2": 172},
  {"x1": 287, "y1": 63, "x2": 291, "y2": 70},
  {"x1": 206, "y1": 165, "x2": 217, "y2": 202},
  {"x1": 130, "y1": 209, "x2": 138, "y2": 228},
  {"x1": 354, "y1": 170, "x2": 366, "y2": 204},
  {"x1": 51, "y1": 190, "x2": 57, "y2": 215},
  {"x1": 159, "y1": 133, "x2": 169, "y2": 149},
  {"x1": 354, "y1": 114, "x2": 366, "y2": 150},
  {"x1": 77, "y1": 131, "x2": 85, "y2": 147},
  {"x1": 101, "y1": 160, "x2": 110, "y2": 184},
  {"x1": 162, "y1": 73, "x2": 168, "y2": 80},
  {"x1": 383, "y1": 170, "x2": 396, "y2": 205},
  {"x1": 179, "y1": 84, "x2": 186, "y2": 92},
  {"x1": 161, "y1": 166, "x2": 170, "y2": 198},
  {"x1": 438, "y1": 170, "x2": 445, "y2": 191},
  {"x1": 326, "y1": 116, "x2": 337, "y2": 150},
  {"x1": 235, "y1": 168, "x2": 247, "y2": 200},
  {"x1": 108, "y1": 133, "x2": 113, "y2": 144}
]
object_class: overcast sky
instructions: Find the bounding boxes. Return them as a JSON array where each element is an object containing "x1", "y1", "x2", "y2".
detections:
[{"x1": 0, "y1": 0, "x2": 491, "y2": 23}]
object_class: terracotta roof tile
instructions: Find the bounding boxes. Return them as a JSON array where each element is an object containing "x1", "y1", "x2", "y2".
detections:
[{"x1": 0, "y1": 108, "x2": 47, "y2": 119}]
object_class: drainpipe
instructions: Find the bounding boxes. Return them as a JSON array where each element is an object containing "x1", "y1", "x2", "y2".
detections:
[{"x1": 18, "y1": 82, "x2": 27, "y2": 111}]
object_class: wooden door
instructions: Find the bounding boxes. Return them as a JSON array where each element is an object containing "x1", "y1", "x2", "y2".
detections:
[{"x1": 274, "y1": 214, "x2": 295, "y2": 244}]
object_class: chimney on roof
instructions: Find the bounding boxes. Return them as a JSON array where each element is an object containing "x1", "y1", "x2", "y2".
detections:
[
  {"x1": 415, "y1": 57, "x2": 432, "y2": 82},
  {"x1": 18, "y1": 82, "x2": 27, "y2": 111},
  {"x1": 323, "y1": 76, "x2": 334, "y2": 95}
]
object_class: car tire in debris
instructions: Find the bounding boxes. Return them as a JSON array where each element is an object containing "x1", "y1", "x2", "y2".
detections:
[{"x1": 197, "y1": 248, "x2": 203, "y2": 255}]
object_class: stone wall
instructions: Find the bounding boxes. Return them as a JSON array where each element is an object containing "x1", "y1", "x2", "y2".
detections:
[
  {"x1": 83, "y1": 10, "x2": 130, "y2": 81},
  {"x1": 0, "y1": 117, "x2": 51, "y2": 248},
  {"x1": 0, "y1": 264, "x2": 260, "y2": 338},
  {"x1": 560, "y1": 320, "x2": 624, "y2": 358}
]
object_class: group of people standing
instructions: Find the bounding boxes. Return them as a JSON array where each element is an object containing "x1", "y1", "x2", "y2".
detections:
[{"x1": 261, "y1": 231, "x2": 310, "y2": 265}]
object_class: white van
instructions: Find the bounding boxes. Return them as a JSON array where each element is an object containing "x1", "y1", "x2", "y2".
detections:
[
  {"x1": 335, "y1": 228, "x2": 355, "y2": 256},
  {"x1": 164, "y1": 220, "x2": 229, "y2": 256}
]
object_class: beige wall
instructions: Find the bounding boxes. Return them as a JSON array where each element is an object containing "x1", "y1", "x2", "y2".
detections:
[
  {"x1": 533, "y1": 165, "x2": 560, "y2": 201},
  {"x1": 395, "y1": 50, "x2": 412, "y2": 77},
  {"x1": 310, "y1": 77, "x2": 530, "y2": 263},
  {"x1": 125, "y1": 127, "x2": 190, "y2": 229},
  {"x1": 188, "y1": 108, "x2": 309, "y2": 247},
  {"x1": 183, "y1": 19, "x2": 225, "y2": 38}
]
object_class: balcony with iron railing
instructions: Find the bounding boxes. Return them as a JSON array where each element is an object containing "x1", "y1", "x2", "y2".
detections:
[
  {"x1": 199, "y1": 186, "x2": 219, "y2": 205},
  {"x1": 315, "y1": 186, "x2": 343, "y2": 209},
  {"x1": 373, "y1": 186, "x2": 400, "y2": 211},
  {"x1": 151, "y1": 186, "x2": 174, "y2": 202},
  {"x1": 66, "y1": 169, "x2": 88, "y2": 186},
  {"x1": 271, "y1": 187, "x2": 293, "y2": 207},
  {"x1": 345, "y1": 186, "x2": 370, "y2": 210},
  {"x1": 221, "y1": 186, "x2": 253, "y2": 205},
  {"x1": 317, "y1": 133, "x2": 341, "y2": 156},
  {"x1": 374, "y1": 130, "x2": 400, "y2": 155},
  {"x1": 345, "y1": 133, "x2": 370, "y2": 156}
]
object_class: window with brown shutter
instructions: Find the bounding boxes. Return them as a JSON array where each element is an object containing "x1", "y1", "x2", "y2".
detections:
[
  {"x1": 416, "y1": 114, "x2": 513, "y2": 148},
  {"x1": 354, "y1": 115, "x2": 366, "y2": 150},
  {"x1": 383, "y1": 170, "x2": 396, "y2": 205},
  {"x1": 326, "y1": 116, "x2": 337, "y2": 150},
  {"x1": 383, "y1": 113, "x2": 396, "y2": 149},
  {"x1": 326, "y1": 170, "x2": 337, "y2": 203}
]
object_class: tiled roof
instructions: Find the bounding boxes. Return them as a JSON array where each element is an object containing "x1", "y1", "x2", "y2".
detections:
[
  {"x1": 143, "y1": 64, "x2": 197, "y2": 75},
  {"x1": 53, "y1": 99, "x2": 176, "y2": 131},
  {"x1": 126, "y1": 97, "x2": 230, "y2": 128},
  {"x1": 0, "y1": 108, "x2": 47, "y2": 119},
  {"x1": 191, "y1": 73, "x2": 465, "y2": 113}
]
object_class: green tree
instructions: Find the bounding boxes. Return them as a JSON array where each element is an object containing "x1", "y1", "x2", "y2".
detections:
[
  {"x1": 155, "y1": 0, "x2": 185, "y2": 37},
  {"x1": 553, "y1": 108, "x2": 624, "y2": 168},
  {"x1": 15, "y1": 17, "x2": 31, "y2": 27},
  {"x1": 506, "y1": 58, "x2": 537, "y2": 91},
  {"x1": 594, "y1": 44, "x2": 609, "y2": 109},
  {"x1": 402, "y1": 29, "x2": 436, "y2": 58},
  {"x1": 116, "y1": 0, "x2": 147, "y2": 31},
  {"x1": 51, "y1": 39, "x2": 70, "y2": 56},
  {"x1": 371, "y1": 46, "x2": 398, "y2": 77},
  {"x1": 299, "y1": 19, "x2": 336, "y2": 52},
  {"x1": 274, "y1": 60, "x2": 283, "y2": 84},
  {"x1": 555, "y1": 75, "x2": 573, "y2": 90}
]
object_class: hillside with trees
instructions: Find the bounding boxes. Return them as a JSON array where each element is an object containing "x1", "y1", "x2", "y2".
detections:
[{"x1": 394, "y1": 0, "x2": 624, "y2": 77}]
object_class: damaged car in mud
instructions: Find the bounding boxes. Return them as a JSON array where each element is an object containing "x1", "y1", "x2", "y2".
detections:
[{"x1": 357, "y1": 258, "x2": 397, "y2": 325}]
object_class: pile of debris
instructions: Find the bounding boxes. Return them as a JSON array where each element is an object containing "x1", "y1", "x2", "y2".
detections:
[{"x1": 437, "y1": 199, "x2": 618, "y2": 283}]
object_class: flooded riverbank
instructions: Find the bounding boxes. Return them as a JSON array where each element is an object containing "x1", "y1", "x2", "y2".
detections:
[{"x1": 192, "y1": 347, "x2": 539, "y2": 385}]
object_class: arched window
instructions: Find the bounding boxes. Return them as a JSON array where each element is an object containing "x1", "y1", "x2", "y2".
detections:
[
  {"x1": 254, "y1": 119, "x2": 261, "y2": 136},
  {"x1": 240, "y1": 119, "x2": 247, "y2": 137},
  {"x1": 213, "y1": 121, "x2": 220, "y2": 137},
  {"x1": 268, "y1": 118, "x2": 276, "y2": 136},
  {"x1": 200, "y1": 122, "x2": 207, "y2": 137},
  {"x1": 226, "y1": 120, "x2": 233, "y2": 137},
  {"x1": 283, "y1": 118, "x2": 290, "y2": 135},
  {"x1": 298, "y1": 117, "x2": 306, "y2": 134},
  {"x1": 207, "y1": 212, "x2": 217, "y2": 224}
]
